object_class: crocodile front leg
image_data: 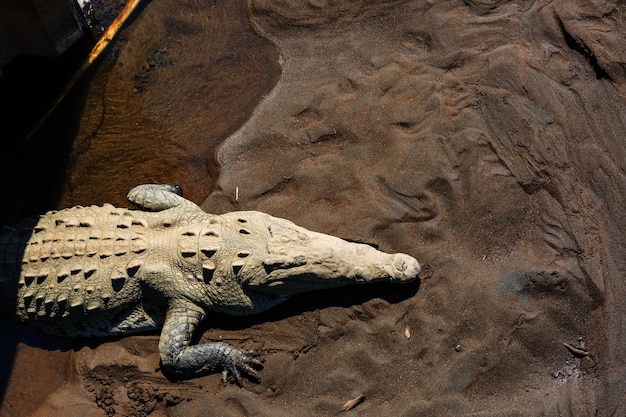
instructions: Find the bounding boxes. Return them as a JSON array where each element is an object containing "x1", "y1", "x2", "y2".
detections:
[{"x1": 158, "y1": 300, "x2": 263, "y2": 385}]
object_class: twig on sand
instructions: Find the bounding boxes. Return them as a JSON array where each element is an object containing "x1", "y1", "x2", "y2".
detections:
[
  {"x1": 341, "y1": 393, "x2": 365, "y2": 411},
  {"x1": 563, "y1": 342, "x2": 589, "y2": 357},
  {"x1": 26, "y1": 0, "x2": 144, "y2": 140}
]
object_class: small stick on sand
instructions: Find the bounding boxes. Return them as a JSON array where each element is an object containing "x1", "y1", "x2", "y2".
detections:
[
  {"x1": 341, "y1": 393, "x2": 365, "y2": 411},
  {"x1": 26, "y1": 0, "x2": 144, "y2": 140},
  {"x1": 563, "y1": 342, "x2": 589, "y2": 357}
]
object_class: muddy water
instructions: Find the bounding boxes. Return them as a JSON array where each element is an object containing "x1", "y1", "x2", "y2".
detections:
[
  {"x1": 60, "y1": 0, "x2": 280, "y2": 207},
  {"x1": 2, "y1": 0, "x2": 279, "y2": 215}
]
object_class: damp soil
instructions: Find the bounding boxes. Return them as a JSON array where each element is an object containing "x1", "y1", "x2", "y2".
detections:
[{"x1": 1, "y1": 1, "x2": 625, "y2": 416}]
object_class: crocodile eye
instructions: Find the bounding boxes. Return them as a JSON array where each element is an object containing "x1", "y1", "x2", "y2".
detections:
[{"x1": 296, "y1": 231, "x2": 309, "y2": 241}]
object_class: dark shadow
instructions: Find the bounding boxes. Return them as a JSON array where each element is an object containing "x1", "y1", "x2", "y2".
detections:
[
  {"x1": 0, "y1": 27, "x2": 97, "y2": 221},
  {"x1": 0, "y1": 30, "x2": 96, "y2": 409},
  {"x1": 67, "y1": 280, "x2": 420, "y2": 384},
  {"x1": 177, "y1": 280, "x2": 420, "y2": 383},
  {"x1": 197, "y1": 279, "x2": 421, "y2": 335}
]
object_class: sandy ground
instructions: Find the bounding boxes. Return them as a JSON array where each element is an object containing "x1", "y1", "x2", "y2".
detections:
[{"x1": 1, "y1": 0, "x2": 625, "y2": 416}]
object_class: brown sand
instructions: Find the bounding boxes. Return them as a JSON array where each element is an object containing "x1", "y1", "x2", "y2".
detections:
[{"x1": 1, "y1": 0, "x2": 625, "y2": 416}]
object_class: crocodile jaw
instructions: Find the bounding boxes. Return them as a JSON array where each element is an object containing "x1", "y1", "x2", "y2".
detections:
[{"x1": 246, "y1": 219, "x2": 421, "y2": 294}]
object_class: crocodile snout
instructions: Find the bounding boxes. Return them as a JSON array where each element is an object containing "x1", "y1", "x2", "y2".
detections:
[{"x1": 392, "y1": 253, "x2": 421, "y2": 281}]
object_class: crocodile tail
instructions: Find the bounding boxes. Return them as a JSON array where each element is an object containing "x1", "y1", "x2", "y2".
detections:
[{"x1": 0, "y1": 216, "x2": 39, "y2": 319}]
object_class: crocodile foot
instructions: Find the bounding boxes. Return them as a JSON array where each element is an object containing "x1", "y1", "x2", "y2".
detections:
[
  {"x1": 215, "y1": 342, "x2": 264, "y2": 386},
  {"x1": 159, "y1": 303, "x2": 264, "y2": 385},
  {"x1": 161, "y1": 341, "x2": 263, "y2": 386}
]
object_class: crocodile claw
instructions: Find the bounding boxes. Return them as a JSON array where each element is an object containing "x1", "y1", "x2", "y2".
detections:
[{"x1": 221, "y1": 346, "x2": 264, "y2": 386}]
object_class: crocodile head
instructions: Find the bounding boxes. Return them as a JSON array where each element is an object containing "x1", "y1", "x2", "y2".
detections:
[
  {"x1": 195, "y1": 212, "x2": 421, "y2": 315},
  {"x1": 245, "y1": 216, "x2": 421, "y2": 294}
]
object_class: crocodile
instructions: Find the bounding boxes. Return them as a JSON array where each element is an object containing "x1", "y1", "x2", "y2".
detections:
[{"x1": 0, "y1": 184, "x2": 421, "y2": 384}]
